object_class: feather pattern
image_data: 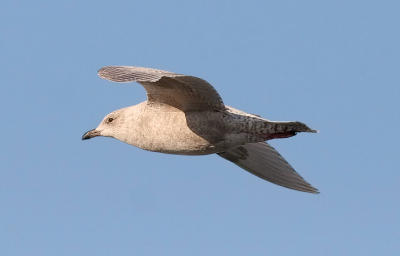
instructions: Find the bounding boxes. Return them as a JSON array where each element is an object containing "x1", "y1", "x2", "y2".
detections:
[
  {"x1": 98, "y1": 66, "x2": 225, "y2": 111},
  {"x1": 218, "y1": 142, "x2": 319, "y2": 193},
  {"x1": 87, "y1": 65, "x2": 319, "y2": 193}
]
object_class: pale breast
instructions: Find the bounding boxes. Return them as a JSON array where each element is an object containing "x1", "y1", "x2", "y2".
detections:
[{"x1": 127, "y1": 103, "x2": 225, "y2": 155}]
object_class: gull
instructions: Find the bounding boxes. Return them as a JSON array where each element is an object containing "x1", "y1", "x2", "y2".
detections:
[{"x1": 82, "y1": 66, "x2": 318, "y2": 193}]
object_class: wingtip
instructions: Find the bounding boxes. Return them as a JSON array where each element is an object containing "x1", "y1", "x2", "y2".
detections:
[
  {"x1": 97, "y1": 66, "x2": 108, "y2": 79},
  {"x1": 295, "y1": 184, "x2": 320, "y2": 194},
  {"x1": 97, "y1": 65, "x2": 126, "y2": 74},
  {"x1": 309, "y1": 187, "x2": 320, "y2": 194},
  {"x1": 97, "y1": 66, "x2": 133, "y2": 82},
  {"x1": 301, "y1": 179, "x2": 320, "y2": 194},
  {"x1": 278, "y1": 182, "x2": 320, "y2": 194}
]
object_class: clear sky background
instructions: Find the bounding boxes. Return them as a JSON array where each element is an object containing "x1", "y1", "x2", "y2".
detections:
[{"x1": 1, "y1": 0, "x2": 399, "y2": 255}]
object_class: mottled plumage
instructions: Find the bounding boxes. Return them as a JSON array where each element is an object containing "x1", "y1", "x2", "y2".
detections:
[{"x1": 83, "y1": 66, "x2": 318, "y2": 193}]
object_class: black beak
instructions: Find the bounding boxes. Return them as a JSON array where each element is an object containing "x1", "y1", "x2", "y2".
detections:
[{"x1": 82, "y1": 129, "x2": 101, "y2": 140}]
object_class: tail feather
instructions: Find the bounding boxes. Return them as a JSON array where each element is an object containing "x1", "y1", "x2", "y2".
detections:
[
  {"x1": 270, "y1": 121, "x2": 317, "y2": 133},
  {"x1": 218, "y1": 142, "x2": 319, "y2": 193},
  {"x1": 259, "y1": 121, "x2": 317, "y2": 140}
]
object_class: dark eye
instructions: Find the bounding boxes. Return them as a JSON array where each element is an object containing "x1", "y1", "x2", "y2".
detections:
[{"x1": 106, "y1": 117, "x2": 114, "y2": 123}]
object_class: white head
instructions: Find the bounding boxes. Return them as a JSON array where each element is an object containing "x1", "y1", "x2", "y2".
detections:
[{"x1": 82, "y1": 106, "x2": 133, "y2": 143}]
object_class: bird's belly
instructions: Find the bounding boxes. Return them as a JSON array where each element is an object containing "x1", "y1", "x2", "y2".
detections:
[
  {"x1": 142, "y1": 129, "x2": 219, "y2": 155},
  {"x1": 127, "y1": 108, "x2": 223, "y2": 155}
]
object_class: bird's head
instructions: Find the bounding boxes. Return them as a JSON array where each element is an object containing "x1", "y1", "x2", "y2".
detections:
[{"x1": 82, "y1": 108, "x2": 127, "y2": 141}]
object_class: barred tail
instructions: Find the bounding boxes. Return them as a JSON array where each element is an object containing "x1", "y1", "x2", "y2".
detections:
[{"x1": 259, "y1": 121, "x2": 317, "y2": 140}]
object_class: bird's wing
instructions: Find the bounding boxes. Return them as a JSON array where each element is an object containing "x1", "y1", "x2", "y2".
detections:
[
  {"x1": 218, "y1": 142, "x2": 319, "y2": 193},
  {"x1": 98, "y1": 66, "x2": 225, "y2": 111}
]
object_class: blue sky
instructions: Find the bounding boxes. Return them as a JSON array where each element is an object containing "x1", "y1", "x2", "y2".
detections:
[{"x1": 1, "y1": 0, "x2": 399, "y2": 255}]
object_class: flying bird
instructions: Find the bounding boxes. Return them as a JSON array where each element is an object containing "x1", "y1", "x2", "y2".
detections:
[{"x1": 83, "y1": 66, "x2": 318, "y2": 193}]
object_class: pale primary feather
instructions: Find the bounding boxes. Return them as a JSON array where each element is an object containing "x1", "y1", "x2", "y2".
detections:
[
  {"x1": 218, "y1": 142, "x2": 319, "y2": 193},
  {"x1": 98, "y1": 66, "x2": 225, "y2": 111}
]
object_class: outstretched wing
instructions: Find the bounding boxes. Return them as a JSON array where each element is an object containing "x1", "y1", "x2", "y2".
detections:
[
  {"x1": 98, "y1": 66, "x2": 225, "y2": 111},
  {"x1": 218, "y1": 142, "x2": 319, "y2": 193}
]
